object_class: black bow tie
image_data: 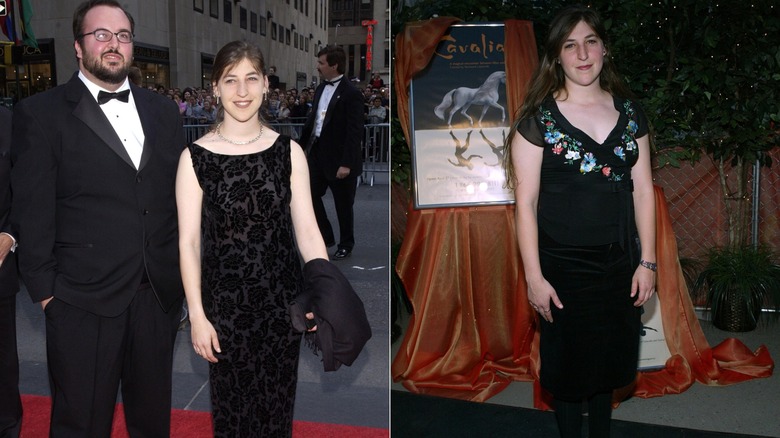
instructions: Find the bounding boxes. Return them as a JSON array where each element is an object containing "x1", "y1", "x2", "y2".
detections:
[
  {"x1": 97, "y1": 89, "x2": 130, "y2": 104},
  {"x1": 323, "y1": 77, "x2": 342, "y2": 86}
]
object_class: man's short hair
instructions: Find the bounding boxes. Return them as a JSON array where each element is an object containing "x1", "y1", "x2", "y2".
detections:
[
  {"x1": 73, "y1": 0, "x2": 135, "y2": 40},
  {"x1": 316, "y1": 46, "x2": 346, "y2": 75}
]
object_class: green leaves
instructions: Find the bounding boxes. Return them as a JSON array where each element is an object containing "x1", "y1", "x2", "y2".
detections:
[{"x1": 613, "y1": 0, "x2": 780, "y2": 168}]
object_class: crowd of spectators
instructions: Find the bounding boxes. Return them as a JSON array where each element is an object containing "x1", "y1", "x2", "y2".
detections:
[
  {"x1": 362, "y1": 82, "x2": 390, "y2": 124},
  {"x1": 260, "y1": 87, "x2": 314, "y2": 125},
  {"x1": 145, "y1": 73, "x2": 390, "y2": 131},
  {"x1": 144, "y1": 76, "x2": 390, "y2": 162},
  {"x1": 139, "y1": 85, "x2": 220, "y2": 125}
]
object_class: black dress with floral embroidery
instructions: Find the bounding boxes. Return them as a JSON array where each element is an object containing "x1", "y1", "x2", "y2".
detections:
[
  {"x1": 517, "y1": 96, "x2": 650, "y2": 399},
  {"x1": 189, "y1": 135, "x2": 302, "y2": 437}
]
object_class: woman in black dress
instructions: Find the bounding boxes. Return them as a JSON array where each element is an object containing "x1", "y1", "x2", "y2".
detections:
[
  {"x1": 176, "y1": 41, "x2": 327, "y2": 437},
  {"x1": 505, "y1": 6, "x2": 657, "y2": 437}
]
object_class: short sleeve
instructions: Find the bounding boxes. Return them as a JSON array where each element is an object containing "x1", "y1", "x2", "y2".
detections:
[
  {"x1": 516, "y1": 115, "x2": 545, "y2": 147},
  {"x1": 632, "y1": 100, "x2": 649, "y2": 138}
]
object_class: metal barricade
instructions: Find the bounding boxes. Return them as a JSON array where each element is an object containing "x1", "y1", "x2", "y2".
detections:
[
  {"x1": 183, "y1": 123, "x2": 211, "y2": 145},
  {"x1": 270, "y1": 121, "x2": 303, "y2": 141},
  {"x1": 362, "y1": 123, "x2": 390, "y2": 186}
]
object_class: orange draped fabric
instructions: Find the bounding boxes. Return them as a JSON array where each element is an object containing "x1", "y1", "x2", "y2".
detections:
[
  {"x1": 393, "y1": 185, "x2": 775, "y2": 407},
  {"x1": 503, "y1": 19, "x2": 539, "y2": 123},
  {"x1": 394, "y1": 16, "x2": 462, "y2": 151},
  {"x1": 392, "y1": 18, "x2": 774, "y2": 408},
  {"x1": 392, "y1": 205, "x2": 538, "y2": 401}
]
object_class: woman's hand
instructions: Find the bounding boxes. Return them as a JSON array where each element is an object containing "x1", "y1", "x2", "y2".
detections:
[
  {"x1": 631, "y1": 265, "x2": 656, "y2": 306},
  {"x1": 527, "y1": 277, "x2": 563, "y2": 323},
  {"x1": 305, "y1": 312, "x2": 318, "y2": 332},
  {"x1": 190, "y1": 315, "x2": 221, "y2": 363}
]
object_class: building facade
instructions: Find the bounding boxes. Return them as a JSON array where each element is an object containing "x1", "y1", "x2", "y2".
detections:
[
  {"x1": 1, "y1": 0, "x2": 334, "y2": 100},
  {"x1": 329, "y1": 0, "x2": 389, "y2": 86}
]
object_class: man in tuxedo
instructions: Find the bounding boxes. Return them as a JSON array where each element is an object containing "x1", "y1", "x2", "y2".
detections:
[
  {"x1": 0, "y1": 106, "x2": 21, "y2": 438},
  {"x1": 300, "y1": 46, "x2": 364, "y2": 260},
  {"x1": 10, "y1": 1, "x2": 184, "y2": 436}
]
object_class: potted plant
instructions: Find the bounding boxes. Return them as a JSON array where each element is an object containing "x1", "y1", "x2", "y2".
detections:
[{"x1": 693, "y1": 246, "x2": 780, "y2": 331}]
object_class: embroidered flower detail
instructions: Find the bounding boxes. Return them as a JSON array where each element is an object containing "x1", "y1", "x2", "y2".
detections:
[
  {"x1": 627, "y1": 120, "x2": 638, "y2": 134},
  {"x1": 545, "y1": 130, "x2": 564, "y2": 144},
  {"x1": 540, "y1": 109, "x2": 583, "y2": 164},
  {"x1": 621, "y1": 100, "x2": 640, "y2": 155},
  {"x1": 535, "y1": 104, "x2": 646, "y2": 177},
  {"x1": 580, "y1": 152, "x2": 597, "y2": 173}
]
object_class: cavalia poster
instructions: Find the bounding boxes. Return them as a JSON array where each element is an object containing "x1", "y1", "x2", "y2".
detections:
[{"x1": 410, "y1": 23, "x2": 514, "y2": 208}]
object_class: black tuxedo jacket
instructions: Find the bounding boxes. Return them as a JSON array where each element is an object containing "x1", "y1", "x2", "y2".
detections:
[
  {"x1": 300, "y1": 78, "x2": 364, "y2": 180},
  {"x1": 289, "y1": 258, "x2": 371, "y2": 372},
  {"x1": 0, "y1": 106, "x2": 18, "y2": 298},
  {"x1": 10, "y1": 73, "x2": 185, "y2": 316}
]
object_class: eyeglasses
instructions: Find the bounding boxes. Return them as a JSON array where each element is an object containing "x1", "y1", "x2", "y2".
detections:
[{"x1": 79, "y1": 28, "x2": 133, "y2": 44}]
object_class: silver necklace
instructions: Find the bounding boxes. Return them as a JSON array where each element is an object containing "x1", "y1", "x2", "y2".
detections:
[{"x1": 216, "y1": 122, "x2": 264, "y2": 145}]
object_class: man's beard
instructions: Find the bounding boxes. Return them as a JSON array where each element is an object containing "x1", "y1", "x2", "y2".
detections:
[{"x1": 82, "y1": 48, "x2": 130, "y2": 85}]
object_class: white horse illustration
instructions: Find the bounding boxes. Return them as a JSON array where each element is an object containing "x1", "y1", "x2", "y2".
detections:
[{"x1": 434, "y1": 71, "x2": 506, "y2": 128}]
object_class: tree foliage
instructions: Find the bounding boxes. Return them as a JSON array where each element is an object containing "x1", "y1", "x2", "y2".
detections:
[{"x1": 597, "y1": 0, "x2": 780, "y2": 169}]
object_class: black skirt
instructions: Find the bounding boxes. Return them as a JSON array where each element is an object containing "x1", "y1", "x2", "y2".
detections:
[{"x1": 537, "y1": 230, "x2": 641, "y2": 400}]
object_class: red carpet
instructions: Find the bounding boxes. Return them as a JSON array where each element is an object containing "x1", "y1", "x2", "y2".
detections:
[{"x1": 21, "y1": 395, "x2": 388, "y2": 437}]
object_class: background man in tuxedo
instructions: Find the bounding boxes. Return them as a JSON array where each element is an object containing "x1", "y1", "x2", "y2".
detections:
[
  {"x1": 10, "y1": 1, "x2": 184, "y2": 436},
  {"x1": 0, "y1": 106, "x2": 21, "y2": 438},
  {"x1": 300, "y1": 46, "x2": 364, "y2": 260}
]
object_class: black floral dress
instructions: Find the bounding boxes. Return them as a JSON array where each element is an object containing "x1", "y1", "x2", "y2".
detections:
[
  {"x1": 189, "y1": 135, "x2": 303, "y2": 437},
  {"x1": 517, "y1": 96, "x2": 649, "y2": 399}
]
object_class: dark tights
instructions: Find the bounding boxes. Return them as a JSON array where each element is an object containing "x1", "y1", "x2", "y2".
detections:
[
  {"x1": 553, "y1": 397, "x2": 582, "y2": 437},
  {"x1": 554, "y1": 392, "x2": 612, "y2": 438}
]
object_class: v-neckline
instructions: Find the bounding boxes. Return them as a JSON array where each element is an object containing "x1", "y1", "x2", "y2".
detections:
[{"x1": 549, "y1": 96, "x2": 624, "y2": 147}]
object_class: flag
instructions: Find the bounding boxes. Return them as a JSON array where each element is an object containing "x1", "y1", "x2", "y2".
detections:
[
  {"x1": 0, "y1": 11, "x2": 15, "y2": 43},
  {"x1": 17, "y1": 0, "x2": 35, "y2": 48}
]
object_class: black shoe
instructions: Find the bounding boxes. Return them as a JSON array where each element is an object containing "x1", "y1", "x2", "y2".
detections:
[{"x1": 331, "y1": 248, "x2": 352, "y2": 260}]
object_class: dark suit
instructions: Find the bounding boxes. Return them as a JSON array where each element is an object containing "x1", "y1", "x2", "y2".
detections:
[
  {"x1": 10, "y1": 73, "x2": 185, "y2": 437},
  {"x1": 300, "y1": 78, "x2": 364, "y2": 251},
  {"x1": 0, "y1": 106, "x2": 21, "y2": 438}
]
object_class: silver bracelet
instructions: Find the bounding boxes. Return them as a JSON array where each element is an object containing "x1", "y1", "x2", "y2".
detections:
[{"x1": 639, "y1": 259, "x2": 657, "y2": 272}]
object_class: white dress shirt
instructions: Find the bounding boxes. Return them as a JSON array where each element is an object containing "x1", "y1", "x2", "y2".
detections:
[
  {"x1": 314, "y1": 74, "x2": 344, "y2": 138},
  {"x1": 79, "y1": 72, "x2": 145, "y2": 169}
]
